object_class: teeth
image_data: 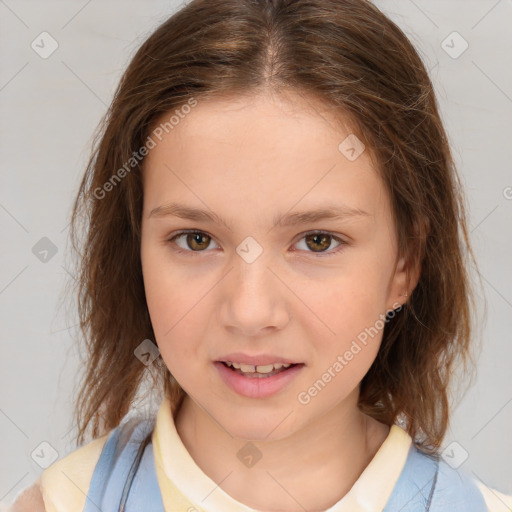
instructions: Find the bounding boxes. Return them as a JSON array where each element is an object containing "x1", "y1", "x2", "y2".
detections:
[
  {"x1": 224, "y1": 361, "x2": 292, "y2": 373},
  {"x1": 255, "y1": 364, "x2": 274, "y2": 373}
]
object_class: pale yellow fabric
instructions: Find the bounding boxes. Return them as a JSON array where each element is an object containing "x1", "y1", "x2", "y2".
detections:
[
  {"x1": 153, "y1": 396, "x2": 412, "y2": 511},
  {"x1": 39, "y1": 433, "x2": 109, "y2": 512},
  {"x1": 476, "y1": 481, "x2": 512, "y2": 512},
  {"x1": 37, "y1": 396, "x2": 511, "y2": 512}
]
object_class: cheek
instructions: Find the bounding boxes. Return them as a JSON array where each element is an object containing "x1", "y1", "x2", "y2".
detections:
[
  {"x1": 313, "y1": 263, "x2": 389, "y2": 330},
  {"x1": 141, "y1": 247, "x2": 174, "y2": 330},
  {"x1": 305, "y1": 258, "x2": 391, "y2": 372},
  {"x1": 302, "y1": 291, "x2": 385, "y2": 407},
  {"x1": 141, "y1": 243, "x2": 201, "y2": 364}
]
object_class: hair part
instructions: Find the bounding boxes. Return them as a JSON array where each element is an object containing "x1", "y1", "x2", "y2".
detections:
[{"x1": 70, "y1": 0, "x2": 481, "y2": 453}]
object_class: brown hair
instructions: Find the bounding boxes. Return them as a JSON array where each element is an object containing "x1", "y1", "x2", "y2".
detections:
[{"x1": 70, "y1": 0, "x2": 481, "y2": 453}]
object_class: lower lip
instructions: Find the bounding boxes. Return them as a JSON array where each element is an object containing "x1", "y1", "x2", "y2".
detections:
[{"x1": 214, "y1": 362, "x2": 304, "y2": 399}]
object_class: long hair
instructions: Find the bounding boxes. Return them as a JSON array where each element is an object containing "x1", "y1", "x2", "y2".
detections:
[{"x1": 70, "y1": 0, "x2": 480, "y2": 453}]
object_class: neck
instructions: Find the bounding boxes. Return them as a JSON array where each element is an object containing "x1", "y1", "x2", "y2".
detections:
[{"x1": 174, "y1": 391, "x2": 390, "y2": 511}]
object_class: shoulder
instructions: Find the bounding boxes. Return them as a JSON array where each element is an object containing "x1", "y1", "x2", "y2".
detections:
[
  {"x1": 1, "y1": 477, "x2": 45, "y2": 512},
  {"x1": 2, "y1": 433, "x2": 108, "y2": 512},
  {"x1": 386, "y1": 443, "x2": 512, "y2": 512},
  {"x1": 430, "y1": 456, "x2": 488, "y2": 510},
  {"x1": 474, "y1": 480, "x2": 512, "y2": 512},
  {"x1": 38, "y1": 432, "x2": 110, "y2": 512},
  {"x1": 37, "y1": 415, "x2": 155, "y2": 512},
  {"x1": 433, "y1": 458, "x2": 512, "y2": 512}
]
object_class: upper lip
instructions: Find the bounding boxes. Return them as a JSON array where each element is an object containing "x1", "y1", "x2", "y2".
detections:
[{"x1": 216, "y1": 352, "x2": 302, "y2": 366}]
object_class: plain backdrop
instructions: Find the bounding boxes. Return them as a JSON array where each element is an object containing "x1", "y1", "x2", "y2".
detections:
[{"x1": 1, "y1": 0, "x2": 511, "y2": 504}]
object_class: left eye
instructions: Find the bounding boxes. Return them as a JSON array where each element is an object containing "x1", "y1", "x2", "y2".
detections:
[
  {"x1": 294, "y1": 231, "x2": 344, "y2": 254},
  {"x1": 167, "y1": 230, "x2": 345, "y2": 255}
]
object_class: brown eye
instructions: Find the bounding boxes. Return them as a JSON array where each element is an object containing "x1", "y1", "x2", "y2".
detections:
[
  {"x1": 186, "y1": 232, "x2": 211, "y2": 251},
  {"x1": 168, "y1": 230, "x2": 345, "y2": 256},
  {"x1": 304, "y1": 233, "x2": 332, "y2": 252},
  {"x1": 170, "y1": 231, "x2": 216, "y2": 252},
  {"x1": 294, "y1": 231, "x2": 345, "y2": 255}
]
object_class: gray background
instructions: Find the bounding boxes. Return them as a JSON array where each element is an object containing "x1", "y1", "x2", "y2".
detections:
[{"x1": 1, "y1": 0, "x2": 511, "y2": 505}]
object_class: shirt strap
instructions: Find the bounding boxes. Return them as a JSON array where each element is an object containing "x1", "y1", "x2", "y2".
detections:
[{"x1": 83, "y1": 416, "x2": 164, "y2": 512}]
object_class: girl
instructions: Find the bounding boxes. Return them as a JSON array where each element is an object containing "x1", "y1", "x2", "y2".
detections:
[{"x1": 7, "y1": 0, "x2": 511, "y2": 510}]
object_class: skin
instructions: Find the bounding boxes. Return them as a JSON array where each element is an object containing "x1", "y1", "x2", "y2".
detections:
[
  {"x1": 140, "y1": 90, "x2": 419, "y2": 511},
  {"x1": 5, "y1": 478, "x2": 45, "y2": 512}
]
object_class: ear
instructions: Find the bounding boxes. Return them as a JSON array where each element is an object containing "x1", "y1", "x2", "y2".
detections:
[{"x1": 386, "y1": 244, "x2": 422, "y2": 312}]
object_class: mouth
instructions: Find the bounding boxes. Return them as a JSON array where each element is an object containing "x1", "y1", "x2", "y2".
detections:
[
  {"x1": 214, "y1": 359, "x2": 305, "y2": 398},
  {"x1": 218, "y1": 360, "x2": 302, "y2": 378}
]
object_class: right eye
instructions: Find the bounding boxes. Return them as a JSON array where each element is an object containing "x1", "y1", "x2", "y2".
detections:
[{"x1": 167, "y1": 230, "x2": 220, "y2": 254}]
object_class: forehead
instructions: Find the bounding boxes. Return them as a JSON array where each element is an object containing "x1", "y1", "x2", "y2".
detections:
[
  {"x1": 142, "y1": 91, "x2": 388, "y2": 219},
  {"x1": 149, "y1": 90, "x2": 355, "y2": 158}
]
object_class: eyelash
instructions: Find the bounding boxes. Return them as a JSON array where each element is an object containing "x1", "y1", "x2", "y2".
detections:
[{"x1": 165, "y1": 229, "x2": 347, "y2": 257}]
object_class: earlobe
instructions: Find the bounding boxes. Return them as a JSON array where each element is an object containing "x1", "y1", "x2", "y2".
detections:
[
  {"x1": 398, "y1": 218, "x2": 427, "y2": 307},
  {"x1": 403, "y1": 256, "x2": 421, "y2": 304},
  {"x1": 388, "y1": 250, "x2": 421, "y2": 311},
  {"x1": 397, "y1": 288, "x2": 409, "y2": 310}
]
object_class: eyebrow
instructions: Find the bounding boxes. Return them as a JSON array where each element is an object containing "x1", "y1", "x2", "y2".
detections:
[{"x1": 149, "y1": 201, "x2": 370, "y2": 230}]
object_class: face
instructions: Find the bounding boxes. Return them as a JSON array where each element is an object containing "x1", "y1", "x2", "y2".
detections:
[{"x1": 140, "y1": 91, "x2": 409, "y2": 441}]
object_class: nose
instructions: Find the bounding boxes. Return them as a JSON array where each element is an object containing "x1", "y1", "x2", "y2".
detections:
[{"x1": 219, "y1": 250, "x2": 290, "y2": 337}]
